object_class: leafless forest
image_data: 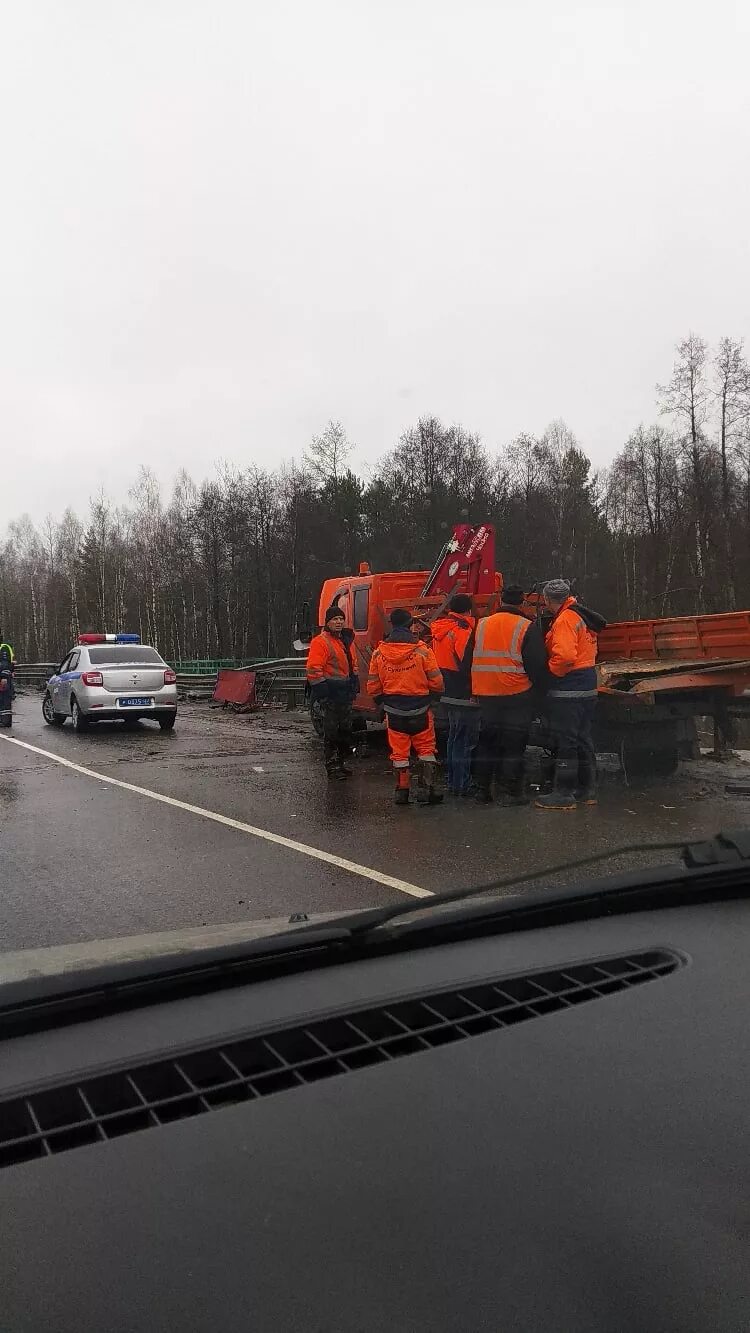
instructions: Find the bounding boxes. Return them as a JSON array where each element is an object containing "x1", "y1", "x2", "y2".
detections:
[{"x1": 2, "y1": 334, "x2": 749, "y2": 662}]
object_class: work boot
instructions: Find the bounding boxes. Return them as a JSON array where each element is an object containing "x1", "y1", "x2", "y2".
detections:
[
  {"x1": 394, "y1": 771, "x2": 410, "y2": 806},
  {"x1": 416, "y1": 761, "x2": 443, "y2": 805},
  {"x1": 336, "y1": 761, "x2": 354, "y2": 777},
  {"x1": 538, "y1": 752, "x2": 556, "y2": 794},
  {"x1": 496, "y1": 782, "x2": 530, "y2": 807},
  {"x1": 576, "y1": 759, "x2": 597, "y2": 805},
  {"x1": 534, "y1": 788, "x2": 577, "y2": 811},
  {"x1": 326, "y1": 761, "x2": 347, "y2": 781},
  {"x1": 574, "y1": 786, "x2": 598, "y2": 806}
]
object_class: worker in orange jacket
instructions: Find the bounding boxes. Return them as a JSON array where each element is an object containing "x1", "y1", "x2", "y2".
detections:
[
  {"x1": 306, "y1": 605, "x2": 359, "y2": 779},
  {"x1": 471, "y1": 586, "x2": 547, "y2": 804},
  {"x1": 535, "y1": 579, "x2": 600, "y2": 811},
  {"x1": 429, "y1": 594, "x2": 478, "y2": 796},
  {"x1": 367, "y1": 609, "x2": 444, "y2": 806}
]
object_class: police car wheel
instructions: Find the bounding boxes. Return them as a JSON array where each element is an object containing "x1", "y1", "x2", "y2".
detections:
[
  {"x1": 71, "y1": 697, "x2": 89, "y2": 733},
  {"x1": 42, "y1": 692, "x2": 65, "y2": 727}
]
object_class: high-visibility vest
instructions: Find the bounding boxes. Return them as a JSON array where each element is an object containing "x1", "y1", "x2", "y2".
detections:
[
  {"x1": 471, "y1": 612, "x2": 531, "y2": 697},
  {"x1": 306, "y1": 631, "x2": 351, "y2": 686},
  {"x1": 545, "y1": 598, "x2": 597, "y2": 677}
]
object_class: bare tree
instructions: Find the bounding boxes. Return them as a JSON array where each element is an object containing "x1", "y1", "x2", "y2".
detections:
[
  {"x1": 712, "y1": 337, "x2": 750, "y2": 606},
  {"x1": 657, "y1": 333, "x2": 711, "y2": 609},
  {"x1": 305, "y1": 421, "x2": 352, "y2": 487}
]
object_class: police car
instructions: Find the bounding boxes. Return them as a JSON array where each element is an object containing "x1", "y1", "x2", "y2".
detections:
[{"x1": 42, "y1": 634, "x2": 178, "y2": 733}]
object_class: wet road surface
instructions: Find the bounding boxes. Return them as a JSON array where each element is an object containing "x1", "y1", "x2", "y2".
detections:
[{"x1": 1, "y1": 693, "x2": 749, "y2": 951}]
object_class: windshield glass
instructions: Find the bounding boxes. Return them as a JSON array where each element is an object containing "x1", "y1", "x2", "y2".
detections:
[{"x1": 1, "y1": 4, "x2": 749, "y2": 978}]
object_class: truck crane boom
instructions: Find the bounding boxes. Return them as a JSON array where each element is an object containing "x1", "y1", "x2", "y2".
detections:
[{"x1": 420, "y1": 524, "x2": 497, "y2": 599}]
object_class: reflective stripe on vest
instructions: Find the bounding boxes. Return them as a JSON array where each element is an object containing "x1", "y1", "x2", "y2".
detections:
[{"x1": 471, "y1": 614, "x2": 531, "y2": 695}]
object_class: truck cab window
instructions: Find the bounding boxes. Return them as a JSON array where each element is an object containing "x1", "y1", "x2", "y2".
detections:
[{"x1": 353, "y1": 588, "x2": 369, "y2": 632}]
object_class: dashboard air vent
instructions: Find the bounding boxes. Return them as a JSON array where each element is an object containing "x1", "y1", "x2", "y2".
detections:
[{"x1": 0, "y1": 948, "x2": 681, "y2": 1169}]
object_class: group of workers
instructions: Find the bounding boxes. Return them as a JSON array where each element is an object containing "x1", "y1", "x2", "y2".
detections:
[{"x1": 305, "y1": 581, "x2": 603, "y2": 810}]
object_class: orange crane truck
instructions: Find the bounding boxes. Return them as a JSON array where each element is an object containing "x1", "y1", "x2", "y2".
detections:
[{"x1": 300, "y1": 523, "x2": 750, "y2": 778}]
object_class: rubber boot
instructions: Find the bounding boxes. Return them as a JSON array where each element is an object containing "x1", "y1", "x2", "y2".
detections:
[
  {"x1": 416, "y1": 760, "x2": 443, "y2": 805},
  {"x1": 534, "y1": 782, "x2": 576, "y2": 811},
  {"x1": 394, "y1": 770, "x2": 410, "y2": 806},
  {"x1": 538, "y1": 752, "x2": 555, "y2": 794},
  {"x1": 574, "y1": 785, "x2": 598, "y2": 806},
  {"x1": 575, "y1": 756, "x2": 597, "y2": 804},
  {"x1": 496, "y1": 778, "x2": 530, "y2": 807}
]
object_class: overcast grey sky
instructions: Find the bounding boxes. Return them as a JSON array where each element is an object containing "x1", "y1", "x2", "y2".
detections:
[{"x1": 1, "y1": 0, "x2": 748, "y2": 529}]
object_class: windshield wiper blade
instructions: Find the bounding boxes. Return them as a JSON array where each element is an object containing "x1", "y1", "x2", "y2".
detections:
[
  {"x1": 3, "y1": 830, "x2": 747, "y2": 1038},
  {"x1": 327, "y1": 827, "x2": 750, "y2": 939}
]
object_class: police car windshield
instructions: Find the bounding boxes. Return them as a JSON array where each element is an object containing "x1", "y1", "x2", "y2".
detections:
[{"x1": 87, "y1": 646, "x2": 164, "y2": 665}]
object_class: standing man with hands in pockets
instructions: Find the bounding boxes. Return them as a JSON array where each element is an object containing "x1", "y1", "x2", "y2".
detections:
[
  {"x1": 535, "y1": 579, "x2": 604, "y2": 811},
  {"x1": 306, "y1": 605, "x2": 359, "y2": 781}
]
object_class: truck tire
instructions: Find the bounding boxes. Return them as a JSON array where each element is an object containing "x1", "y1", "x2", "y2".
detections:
[{"x1": 620, "y1": 730, "x2": 679, "y2": 781}]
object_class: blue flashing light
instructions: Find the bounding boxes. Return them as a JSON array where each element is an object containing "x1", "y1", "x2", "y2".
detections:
[{"x1": 115, "y1": 633, "x2": 141, "y2": 644}]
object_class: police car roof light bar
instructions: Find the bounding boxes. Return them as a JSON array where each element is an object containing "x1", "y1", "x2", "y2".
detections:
[{"x1": 78, "y1": 632, "x2": 141, "y2": 645}]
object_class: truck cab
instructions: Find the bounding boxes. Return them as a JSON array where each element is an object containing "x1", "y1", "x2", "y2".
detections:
[{"x1": 316, "y1": 561, "x2": 502, "y2": 722}]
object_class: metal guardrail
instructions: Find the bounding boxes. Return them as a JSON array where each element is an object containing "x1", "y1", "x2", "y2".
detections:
[
  {"x1": 14, "y1": 658, "x2": 309, "y2": 706},
  {"x1": 13, "y1": 664, "x2": 56, "y2": 688},
  {"x1": 176, "y1": 659, "x2": 307, "y2": 705}
]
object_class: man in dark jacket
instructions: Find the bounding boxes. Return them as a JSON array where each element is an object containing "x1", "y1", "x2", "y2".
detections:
[
  {"x1": 429, "y1": 594, "x2": 478, "y2": 796},
  {"x1": 535, "y1": 579, "x2": 602, "y2": 810},
  {"x1": 305, "y1": 606, "x2": 359, "y2": 779},
  {"x1": 0, "y1": 644, "x2": 13, "y2": 729}
]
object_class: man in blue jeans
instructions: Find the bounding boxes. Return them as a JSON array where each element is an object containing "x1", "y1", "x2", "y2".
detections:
[{"x1": 429, "y1": 594, "x2": 478, "y2": 796}]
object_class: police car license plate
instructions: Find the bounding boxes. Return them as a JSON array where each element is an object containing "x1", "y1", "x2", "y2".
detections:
[{"x1": 117, "y1": 697, "x2": 152, "y2": 708}]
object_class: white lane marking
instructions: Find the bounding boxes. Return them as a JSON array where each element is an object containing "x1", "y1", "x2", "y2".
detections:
[{"x1": 0, "y1": 734, "x2": 432, "y2": 899}]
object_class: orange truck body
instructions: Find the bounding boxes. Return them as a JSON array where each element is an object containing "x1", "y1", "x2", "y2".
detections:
[{"x1": 317, "y1": 568, "x2": 503, "y2": 716}]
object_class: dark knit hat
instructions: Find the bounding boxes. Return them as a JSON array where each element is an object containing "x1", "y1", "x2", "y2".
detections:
[
  {"x1": 389, "y1": 608, "x2": 413, "y2": 628},
  {"x1": 502, "y1": 585, "x2": 525, "y2": 606},
  {"x1": 324, "y1": 604, "x2": 345, "y2": 624},
  {"x1": 449, "y1": 593, "x2": 472, "y2": 614}
]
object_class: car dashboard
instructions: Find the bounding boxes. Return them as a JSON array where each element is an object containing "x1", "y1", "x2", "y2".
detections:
[{"x1": 1, "y1": 896, "x2": 748, "y2": 1332}]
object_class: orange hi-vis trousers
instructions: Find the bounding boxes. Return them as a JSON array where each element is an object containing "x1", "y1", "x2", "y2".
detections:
[{"x1": 386, "y1": 714, "x2": 437, "y2": 769}]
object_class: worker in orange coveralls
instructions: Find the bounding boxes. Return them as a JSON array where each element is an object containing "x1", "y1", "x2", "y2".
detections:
[{"x1": 367, "y1": 609, "x2": 444, "y2": 806}]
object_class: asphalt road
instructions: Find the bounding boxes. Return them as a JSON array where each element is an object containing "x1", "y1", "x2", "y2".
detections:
[{"x1": 1, "y1": 692, "x2": 749, "y2": 953}]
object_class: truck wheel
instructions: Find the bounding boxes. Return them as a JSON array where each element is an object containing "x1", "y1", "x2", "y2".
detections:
[
  {"x1": 42, "y1": 692, "x2": 65, "y2": 726},
  {"x1": 71, "y1": 697, "x2": 89, "y2": 733},
  {"x1": 620, "y1": 734, "x2": 678, "y2": 781}
]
